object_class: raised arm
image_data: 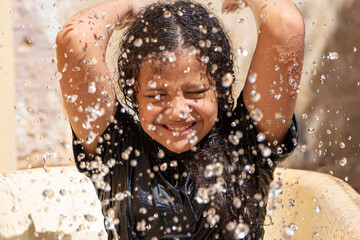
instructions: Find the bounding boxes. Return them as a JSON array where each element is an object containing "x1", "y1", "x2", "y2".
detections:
[
  {"x1": 223, "y1": 0, "x2": 305, "y2": 146},
  {"x1": 56, "y1": 0, "x2": 136, "y2": 155}
]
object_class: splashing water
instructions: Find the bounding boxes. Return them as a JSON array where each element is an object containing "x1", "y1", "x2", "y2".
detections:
[
  {"x1": 222, "y1": 73, "x2": 234, "y2": 87},
  {"x1": 339, "y1": 157, "x2": 347, "y2": 166}
]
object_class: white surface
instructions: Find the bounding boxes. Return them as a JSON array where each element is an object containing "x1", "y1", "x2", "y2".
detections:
[{"x1": 0, "y1": 167, "x2": 106, "y2": 239}]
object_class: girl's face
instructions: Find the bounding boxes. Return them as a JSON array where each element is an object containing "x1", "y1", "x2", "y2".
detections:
[{"x1": 137, "y1": 50, "x2": 218, "y2": 153}]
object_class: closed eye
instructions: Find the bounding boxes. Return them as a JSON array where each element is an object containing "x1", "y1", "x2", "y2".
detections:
[
  {"x1": 145, "y1": 93, "x2": 167, "y2": 101},
  {"x1": 185, "y1": 89, "x2": 208, "y2": 99}
]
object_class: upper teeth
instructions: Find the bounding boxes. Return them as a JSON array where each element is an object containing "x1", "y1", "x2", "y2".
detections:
[{"x1": 166, "y1": 124, "x2": 193, "y2": 132}]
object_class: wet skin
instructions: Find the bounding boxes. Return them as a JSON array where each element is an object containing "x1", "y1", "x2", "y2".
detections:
[{"x1": 137, "y1": 50, "x2": 218, "y2": 153}]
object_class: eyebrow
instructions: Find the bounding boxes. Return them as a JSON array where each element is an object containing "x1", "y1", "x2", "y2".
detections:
[{"x1": 186, "y1": 84, "x2": 210, "y2": 89}]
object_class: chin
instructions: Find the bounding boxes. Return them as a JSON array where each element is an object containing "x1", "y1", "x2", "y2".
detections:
[{"x1": 162, "y1": 140, "x2": 194, "y2": 154}]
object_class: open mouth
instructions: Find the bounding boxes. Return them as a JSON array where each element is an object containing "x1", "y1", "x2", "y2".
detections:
[{"x1": 162, "y1": 122, "x2": 196, "y2": 132}]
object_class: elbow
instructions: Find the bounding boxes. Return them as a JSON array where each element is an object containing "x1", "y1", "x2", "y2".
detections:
[
  {"x1": 56, "y1": 26, "x2": 78, "y2": 51},
  {"x1": 279, "y1": 5, "x2": 305, "y2": 42}
]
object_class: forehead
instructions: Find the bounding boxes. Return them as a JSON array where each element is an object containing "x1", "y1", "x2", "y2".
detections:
[{"x1": 139, "y1": 50, "x2": 207, "y2": 83}]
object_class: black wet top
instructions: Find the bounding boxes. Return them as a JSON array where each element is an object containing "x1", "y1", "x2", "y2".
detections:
[{"x1": 73, "y1": 91, "x2": 298, "y2": 240}]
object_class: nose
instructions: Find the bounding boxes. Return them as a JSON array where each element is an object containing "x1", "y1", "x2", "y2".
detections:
[{"x1": 165, "y1": 96, "x2": 190, "y2": 121}]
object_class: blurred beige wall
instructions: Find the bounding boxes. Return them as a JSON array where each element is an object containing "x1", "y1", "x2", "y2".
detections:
[{"x1": 0, "y1": 0, "x2": 16, "y2": 172}]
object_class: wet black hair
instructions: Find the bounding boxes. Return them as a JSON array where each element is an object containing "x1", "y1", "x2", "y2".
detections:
[{"x1": 117, "y1": 1, "x2": 260, "y2": 239}]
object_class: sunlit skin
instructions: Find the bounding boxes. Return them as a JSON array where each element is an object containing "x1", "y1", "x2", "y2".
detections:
[{"x1": 136, "y1": 50, "x2": 218, "y2": 153}]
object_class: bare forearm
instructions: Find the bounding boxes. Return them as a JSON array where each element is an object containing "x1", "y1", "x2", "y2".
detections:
[
  {"x1": 244, "y1": 0, "x2": 305, "y2": 144},
  {"x1": 56, "y1": 0, "x2": 134, "y2": 154}
]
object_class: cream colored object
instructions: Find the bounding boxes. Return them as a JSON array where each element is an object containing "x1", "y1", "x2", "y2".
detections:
[
  {"x1": 0, "y1": 167, "x2": 359, "y2": 240},
  {"x1": 264, "y1": 168, "x2": 360, "y2": 240},
  {"x1": 0, "y1": 167, "x2": 106, "y2": 240},
  {"x1": 0, "y1": 0, "x2": 16, "y2": 172}
]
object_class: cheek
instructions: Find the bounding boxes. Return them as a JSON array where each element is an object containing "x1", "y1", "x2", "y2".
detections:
[
  {"x1": 139, "y1": 106, "x2": 162, "y2": 125},
  {"x1": 191, "y1": 99, "x2": 218, "y2": 122}
]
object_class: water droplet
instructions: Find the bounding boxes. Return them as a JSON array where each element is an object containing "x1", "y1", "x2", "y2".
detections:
[
  {"x1": 261, "y1": 147, "x2": 272, "y2": 158},
  {"x1": 139, "y1": 207, "x2": 147, "y2": 214},
  {"x1": 206, "y1": 40, "x2": 212, "y2": 48},
  {"x1": 187, "y1": 130, "x2": 198, "y2": 144},
  {"x1": 250, "y1": 90, "x2": 261, "y2": 102},
  {"x1": 308, "y1": 128, "x2": 315, "y2": 134},
  {"x1": 199, "y1": 40, "x2": 205, "y2": 48},
  {"x1": 212, "y1": 27, "x2": 219, "y2": 33},
  {"x1": 72, "y1": 66, "x2": 81, "y2": 72},
  {"x1": 83, "y1": 57, "x2": 97, "y2": 65},
  {"x1": 201, "y1": 55, "x2": 209, "y2": 63},
  {"x1": 134, "y1": 38, "x2": 143, "y2": 47},
  {"x1": 55, "y1": 231, "x2": 64, "y2": 240},
  {"x1": 130, "y1": 159, "x2": 137, "y2": 167},
  {"x1": 339, "y1": 157, "x2": 347, "y2": 166},
  {"x1": 177, "y1": 11, "x2": 183, "y2": 16},
  {"x1": 274, "y1": 93, "x2": 281, "y2": 100},
  {"x1": 146, "y1": 124, "x2": 156, "y2": 131},
  {"x1": 238, "y1": 1, "x2": 246, "y2": 9},
  {"x1": 274, "y1": 65, "x2": 280, "y2": 71},
  {"x1": 340, "y1": 142, "x2": 345, "y2": 148},
  {"x1": 327, "y1": 52, "x2": 338, "y2": 60},
  {"x1": 250, "y1": 108, "x2": 263, "y2": 122},
  {"x1": 115, "y1": 192, "x2": 125, "y2": 201},
  {"x1": 228, "y1": 131, "x2": 243, "y2": 145},
  {"x1": 147, "y1": 103, "x2": 153, "y2": 111},
  {"x1": 199, "y1": 25, "x2": 207, "y2": 34},
  {"x1": 257, "y1": 132, "x2": 266, "y2": 142},
  {"x1": 222, "y1": 73, "x2": 233, "y2": 88},
  {"x1": 214, "y1": 46, "x2": 222, "y2": 52},
  {"x1": 163, "y1": 10, "x2": 171, "y2": 18},
  {"x1": 66, "y1": 94, "x2": 78, "y2": 103},
  {"x1": 11, "y1": 205, "x2": 19, "y2": 213},
  {"x1": 77, "y1": 153, "x2": 86, "y2": 161},
  {"x1": 88, "y1": 81, "x2": 96, "y2": 93},
  {"x1": 237, "y1": 47, "x2": 248, "y2": 57},
  {"x1": 148, "y1": 80, "x2": 157, "y2": 89},
  {"x1": 226, "y1": 221, "x2": 236, "y2": 231},
  {"x1": 211, "y1": 64, "x2": 218, "y2": 74},
  {"x1": 160, "y1": 162, "x2": 168, "y2": 171},
  {"x1": 244, "y1": 164, "x2": 256, "y2": 174},
  {"x1": 315, "y1": 206, "x2": 321, "y2": 213},
  {"x1": 248, "y1": 72, "x2": 257, "y2": 84},
  {"x1": 157, "y1": 149, "x2": 165, "y2": 159},
  {"x1": 289, "y1": 77, "x2": 298, "y2": 89},
  {"x1": 179, "y1": 110, "x2": 188, "y2": 119},
  {"x1": 42, "y1": 189, "x2": 55, "y2": 199},
  {"x1": 233, "y1": 223, "x2": 249, "y2": 239},
  {"x1": 231, "y1": 197, "x2": 242, "y2": 210},
  {"x1": 84, "y1": 214, "x2": 96, "y2": 222},
  {"x1": 85, "y1": 131, "x2": 96, "y2": 144},
  {"x1": 204, "y1": 163, "x2": 223, "y2": 178},
  {"x1": 170, "y1": 160, "x2": 178, "y2": 167},
  {"x1": 284, "y1": 226, "x2": 294, "y2": 239}
]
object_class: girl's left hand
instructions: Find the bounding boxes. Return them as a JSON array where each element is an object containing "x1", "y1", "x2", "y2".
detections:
[{"x1": 221, "y1": 0, "x2": 247, "y2": 13}]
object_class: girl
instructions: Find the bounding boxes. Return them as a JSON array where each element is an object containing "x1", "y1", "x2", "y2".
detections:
[{"x1": 56, "y1": 0, "x2": 304, "y2": 239}]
